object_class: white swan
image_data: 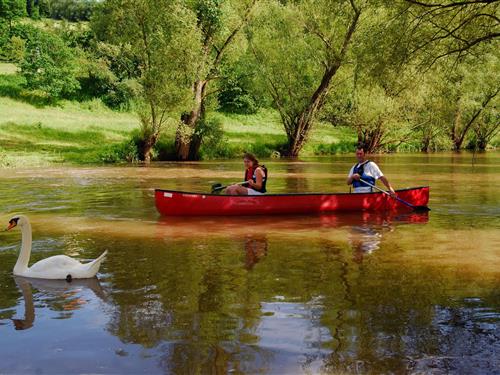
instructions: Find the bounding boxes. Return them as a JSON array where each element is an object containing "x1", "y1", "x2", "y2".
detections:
[{"x1": 6, "y1": 215, "x2": 107, "y2": 280}]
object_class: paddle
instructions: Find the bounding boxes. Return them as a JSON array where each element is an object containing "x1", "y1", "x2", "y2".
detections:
[
  {"x1": 359, "y1": 178, "x2": 430, "y2": 212},
  {"x1": 211, "y1": 181, "x2": 248, "y2": 194}
]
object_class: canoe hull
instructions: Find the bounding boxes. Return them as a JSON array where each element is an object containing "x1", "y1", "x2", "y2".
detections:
[{"x1": 155, "y1": 187, "x2": 430, "y2": 216}]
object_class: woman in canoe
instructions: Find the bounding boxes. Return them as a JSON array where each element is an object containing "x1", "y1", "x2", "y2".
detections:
[{"x1": 226, "y1": 153, "x2": 267, "y2": 195}]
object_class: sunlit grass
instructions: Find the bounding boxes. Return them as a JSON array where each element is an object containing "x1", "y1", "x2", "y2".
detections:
[
  {"x1": 0, "y1": 67, "x2": 357, "y2": 165},
  {"x1": 0, "y1": 63, "x2": 17, "y2": 75}
]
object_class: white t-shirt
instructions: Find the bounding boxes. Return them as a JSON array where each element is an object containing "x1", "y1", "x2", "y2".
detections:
[{"x1": 348, "y1": 161, "x2": 383, "y2": 193}]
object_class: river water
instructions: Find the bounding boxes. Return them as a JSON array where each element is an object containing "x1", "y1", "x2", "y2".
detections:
[{"x1": 0, "y1": 153, "x2": 499, "y2": 374}]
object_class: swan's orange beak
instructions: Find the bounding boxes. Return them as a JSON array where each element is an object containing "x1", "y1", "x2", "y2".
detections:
[{"x1": 6, "y1": 221, "x2": 17, "y2": 231}]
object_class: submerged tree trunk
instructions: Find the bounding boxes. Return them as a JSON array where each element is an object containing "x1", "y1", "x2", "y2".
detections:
[
  {"x1": 174, "y1": 0, "x2": 258, "y2": 161},
  {"x1": 282, "y1": 3, "x2": 360, "y2": 157},
  {"x1": 284, "y1": 69, "x2": 338, "y2": 156},
  {"x1": 451, "y1": 86, "x2": 499, "y2": 151},
  {"x1": 451, "y1": 107, "x2": 462, "y2": 151},
  {"x1": 143, "y1": 136, "x2": 156, "y2": 163},
  {"x1": 175, "y1": 80, "x2": 207, "y2": 161}
]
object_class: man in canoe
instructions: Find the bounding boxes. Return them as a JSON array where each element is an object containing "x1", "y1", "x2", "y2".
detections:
[
  {"x1": 226, "y1": 152, "x2": 268, "y2": 195},
  {"x1": 347, "y1": 144, "x2": 396, "y2": 196}
]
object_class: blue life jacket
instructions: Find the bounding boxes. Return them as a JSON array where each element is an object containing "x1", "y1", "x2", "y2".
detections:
[
  {"x1": 352, "y1": 160, "x2": 375, "y2": 190},
  {"x1": 245, "y1": 165, "x2": 267, "y2": 193}
]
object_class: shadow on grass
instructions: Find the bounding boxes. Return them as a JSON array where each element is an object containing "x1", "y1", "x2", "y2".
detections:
[
  {"x1": 0, "y1": 122, "x2": 111, "y2": 163},
  {"x1": 0, "y1": 74, "x2": 53, "y2": 107},
  {"x1": 221, "y1": 131, "x2": 287, "y2": 158}
]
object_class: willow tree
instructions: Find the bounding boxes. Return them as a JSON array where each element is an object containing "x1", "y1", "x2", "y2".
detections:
[
  {"x1": 92, "y1": 0, "x2": 202, "y2": 162},
  {"x1": 249, "y1": 0, "x2": 361, "y2": 157},
  {"x1": 403, "y1": 0, "x2": 500, "y2": 64},
  {"x1": 175, "y1": 0, "x2": 258, "y2": 161}
]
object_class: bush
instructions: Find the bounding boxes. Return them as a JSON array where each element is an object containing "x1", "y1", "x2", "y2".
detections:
[
  {"x1": 45, "y1": 0, "x2": 96, "y2": 22},
  {"x1": 101, "y1": 79, "x2": 139, "y2": 110},
  {"x1": 98, "y1": 139, "x2": 139, "y2": 163},
  {"x1": 217, "y1": 63, "x2": 265, "y2": 115},
  {"x1": 197, "y1": 117, "x2": 233, "y2": 159},
  {"x1": 20, "y1": 28, "x2": 80, "y2": 100}
]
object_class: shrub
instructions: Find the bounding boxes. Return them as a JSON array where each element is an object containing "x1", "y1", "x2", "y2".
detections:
[
  {"x1": 98, "y1": 139, "x2": 139, "y2": 163},
  {"x1": 218, "y1": 69, "x2": 263, "y2": 115},
  {"x1": 20, "y1": 28, "x2": 80, "y2": 100},
  {"x1": 197, "y1": 117, "x2": 233, "y2": 159}
]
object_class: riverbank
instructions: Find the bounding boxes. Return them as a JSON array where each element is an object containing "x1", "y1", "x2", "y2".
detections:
[
  {"x1": 0, "y1": 63, "x2": 356, "y2": 167},
  {"x1": 1, "y1": 63, "x2": 497, "y2": 167}
]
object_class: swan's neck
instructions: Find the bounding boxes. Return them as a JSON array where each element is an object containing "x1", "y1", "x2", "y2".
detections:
[{"x1": 14, "y1": 224, "x2": 32, "y2": 274}]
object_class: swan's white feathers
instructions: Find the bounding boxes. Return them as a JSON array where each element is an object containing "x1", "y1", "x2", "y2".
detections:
[
  {"x1": 28, "y1": 255, "x2": 83, "y2": 273},
  {"x1": 11, "y1": 215, "x2": 107, "y2": 279}
]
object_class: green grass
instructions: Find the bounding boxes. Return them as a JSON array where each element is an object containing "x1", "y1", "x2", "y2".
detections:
[
  {"x1": 0, "y1": 63, "x2": 17, "y2": 75},
  {"x1": 0, "y1": 64, "x2": 139, "y2": 166},
  {"x1": 210, "y1": 110, "x2": 357, "y2": 158},
  {"x1": 0, "y1": 62, "x2": 357, "y2": 165}
]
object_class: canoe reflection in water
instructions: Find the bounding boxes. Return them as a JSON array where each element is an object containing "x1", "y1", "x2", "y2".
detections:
[
  {"x1": 157, "y1": 211, "x2": 429, "y2": 266},
  {"x1": 11, "y1": 276, "x2": 106, "y2": 331}
]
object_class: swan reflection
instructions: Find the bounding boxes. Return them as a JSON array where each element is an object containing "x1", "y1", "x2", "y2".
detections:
[{"x1": 12, "y1": 276, "x2": 106, "y2": 331}]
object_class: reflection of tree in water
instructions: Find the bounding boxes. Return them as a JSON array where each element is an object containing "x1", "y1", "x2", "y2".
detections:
[
  {"x1": 10, "y1": 276, "x2": 106, "y2": 331},
  {"x1": 317, "y1": 238, "x2": 500, "y2": 374},
  {"x1": 106, "y1": 238, "x2": 271, "y2": 373},
  {"x1": 103, "y1": 214, "x2": 497, "y2": 374},
  {"x1": 0, "y1": 251, "x2": 19, "y2": 322},
  {"x1": 284, "y1": 162, "x2": 310, "y2": 193}
]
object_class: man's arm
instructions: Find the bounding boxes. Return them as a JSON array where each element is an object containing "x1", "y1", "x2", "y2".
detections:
[
  {"x1": 378, "y1": 176, "x2": 396, "y2": 196},
  {"x1": 346, "y1": 167, "x2": 358, "y2": 185},
  {"x1": 347, "y1": 174, "x2": 361, "y2": 185}
]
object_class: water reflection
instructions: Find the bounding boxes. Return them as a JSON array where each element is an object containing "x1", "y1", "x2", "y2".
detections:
[
  {"x1": 244, "y1": 235, "x2": 268, "y2": 270},
  {"x1": 0, "y1": 154, "x2": 499, "y2": 374},
  {"x1": 11, "y1": 276, "x2": 106, "y2": 331}
]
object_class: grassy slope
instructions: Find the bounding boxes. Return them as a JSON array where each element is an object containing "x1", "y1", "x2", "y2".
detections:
[{"x1": 0, "y1": 62, "x2": 356, "y2": 166}]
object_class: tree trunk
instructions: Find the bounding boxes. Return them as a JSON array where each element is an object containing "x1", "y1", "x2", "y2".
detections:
[
  {"x1": 142, "y1": 134, "x2": 157, "y2": 163},
  {"x1": 283, "y1": 62, "x2": 341, "y2": 157},
  {"x1": 282, "y1": 3, "x2": 360, "y2": 157},
  {"x1": 477, "y1": 138, "x2": 488, "y2": 151},
  {"x1": 175, "y1": 80, "x2": 206, "y2": 161},
  {"x1": 452, "y1": 107, "x2": 462, "y2": 151}
]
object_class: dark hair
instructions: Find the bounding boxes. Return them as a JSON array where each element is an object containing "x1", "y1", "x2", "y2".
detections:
[
  {"x1": 356, "y1": 143, "x2": 367, "y2": 152},
  {"x1": 243, "y1": 152, "x2": 259, "y2": 166}
]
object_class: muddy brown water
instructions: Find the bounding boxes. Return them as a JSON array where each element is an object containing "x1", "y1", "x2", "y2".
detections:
[{"x1": 0, "y1": 153, "x2": 499, "y2": 374}]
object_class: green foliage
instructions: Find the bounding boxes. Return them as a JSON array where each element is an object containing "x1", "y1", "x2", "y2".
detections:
[
  {"x1": 217, "y1": 58, "x2": 266, "y2": 114},
  {"x1": 19, "y1": 27, "x2": 80, "y2": 99},
  {"x1": 197, "y1": 116, "x2": 231, "y2": 159},
  {"x1": 93, "y1": 0, "x2": 203, "y2": 161},
  {"x1": 98, "y1": 138, "x2": 139, "y2": 163},
  {"x1": 45, "y1": 0, "x2": 96, "y2": 22},
  {"x1": 0, "y1": 0, "x2": 25, "y2": 26}
]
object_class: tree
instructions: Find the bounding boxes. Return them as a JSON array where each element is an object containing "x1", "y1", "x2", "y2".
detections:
[
  {"x1": 249, "y1": 0, "x2": 361, "y2": 157},
  {"x1": 402, "y1": 0, "x2": 500, "y2": 65},
  {"x1": 442, "y1": 52, "x2": 500, "y2": 150},
  {"x1": 93, "y1": 0, "x2": 202, "y2": 162},
  {"x1": 20, "y1": 29, "x2": 80, "y2": 100},
  {"x1": 0, "y1": 0, "x2": 25, "y2": 29},
  {"x1": 173, "y1": 0, "x2": 258, "y2": 161}
]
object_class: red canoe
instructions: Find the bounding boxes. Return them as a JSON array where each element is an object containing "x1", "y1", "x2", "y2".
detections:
[{"x1": 155, "y1": 186, "x2": 429, "y2": 216}]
